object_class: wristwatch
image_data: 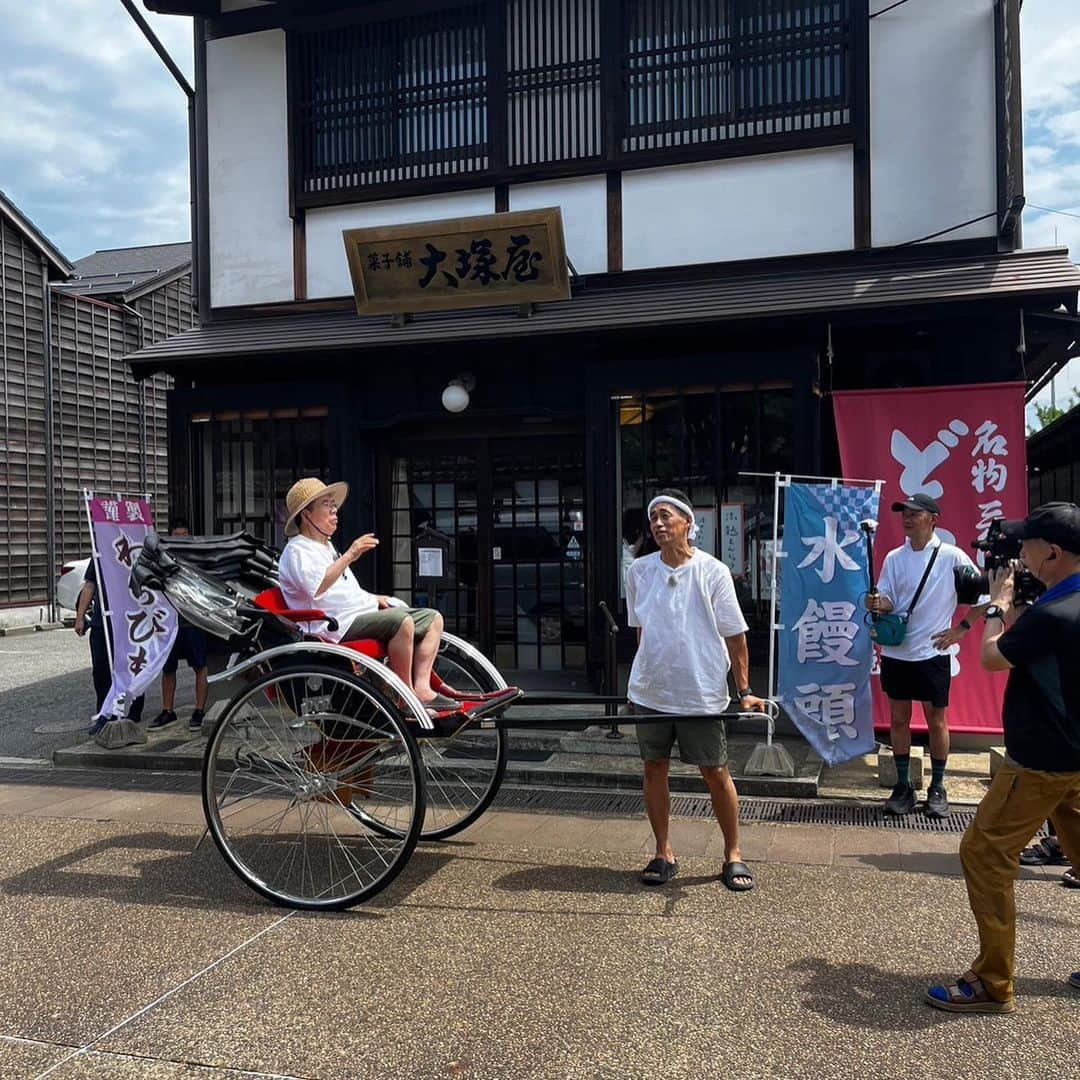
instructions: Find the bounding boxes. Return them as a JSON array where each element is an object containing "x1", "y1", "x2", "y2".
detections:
[
  {"x1": 985, "y1": 604, "x2": 1006, "y2": 623},
  {"x1": 738, "y1": 688, "x2": 755, "y2": 700}
]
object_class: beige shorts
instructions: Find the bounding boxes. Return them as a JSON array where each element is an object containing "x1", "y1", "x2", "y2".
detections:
[
  {"x1": 342, "y1": 607, "x2": 439, "y2": 642},
  {"x1": 625, "y1": 702, "x2": 729, "y2": 767}
]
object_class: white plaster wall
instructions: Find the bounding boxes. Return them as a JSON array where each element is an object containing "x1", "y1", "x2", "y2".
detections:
[
  {"x1": 509, "y1": 176, "x2": 607, "y2": 275},
  {"x1": 207, "y1": 30, "x2": 293, "y2": 308},
  {"x1": 306, "y1": 190, "x2": 495, "y2": 299},
  {"x1": 621, "y1": 146, "x2": 854, "y2": 271},
  {"x1": 871, "y1": 0, "x2": 997, "y2": 248}
]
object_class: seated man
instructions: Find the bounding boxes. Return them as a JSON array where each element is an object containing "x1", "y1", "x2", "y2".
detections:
[{"x1": 278, "y1": 477, "x2": 458, "y2": 714}]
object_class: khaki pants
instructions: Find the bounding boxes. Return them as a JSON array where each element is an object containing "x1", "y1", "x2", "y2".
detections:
[{"x1": 959, "y1": 761, "x2": 1080, "y2": 1002}]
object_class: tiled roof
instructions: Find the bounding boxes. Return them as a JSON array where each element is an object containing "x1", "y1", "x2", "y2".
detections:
[{"x1": 54, "y1": 242, "x2": 191, "y2": 301}]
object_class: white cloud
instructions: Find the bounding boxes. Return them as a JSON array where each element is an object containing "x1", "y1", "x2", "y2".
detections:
[
  {"x1": 1020, "y1": 2, "x2": 1080, "y2": 114},
  {"x1": 0, "y1": 0, "x2": 192, "y2": 256},
  {"x1": 1045, "y1": 110, "x2": 1080, "y2": 147}
]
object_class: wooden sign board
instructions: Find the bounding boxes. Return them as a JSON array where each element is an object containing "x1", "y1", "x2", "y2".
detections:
[{"x1": 343, "y1": 207, "x2": 570, "y2": 316}]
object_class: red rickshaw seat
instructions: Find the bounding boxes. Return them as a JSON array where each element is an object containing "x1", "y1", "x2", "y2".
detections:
[{"x1": 252, "y1": 587, "x2": 387, "y2": 658}]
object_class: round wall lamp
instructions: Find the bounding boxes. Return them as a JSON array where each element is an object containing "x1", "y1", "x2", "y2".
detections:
[{"x1": 442, "y1": 373, "x2": 476, "y2": 413}]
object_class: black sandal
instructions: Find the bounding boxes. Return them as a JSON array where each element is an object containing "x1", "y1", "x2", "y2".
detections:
[
  {"x1": 641, "y1": 857, "x2": 678, "y2": 885},
  {"x1": 721, "y1": 861, "x2": 754, "y2": 892},
  {"x1": 1019, "y1": 837, "x2": 1068, "y2": 866}
]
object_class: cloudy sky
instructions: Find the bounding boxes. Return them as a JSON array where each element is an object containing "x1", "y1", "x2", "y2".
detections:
[{"x1": 0, "y1": 0, "x2": 1077, "y2": 411}]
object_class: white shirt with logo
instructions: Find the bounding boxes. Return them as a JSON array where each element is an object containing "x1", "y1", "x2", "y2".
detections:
[
  {"x1": 876, "y1": 534, "x2": 976, "y2": 662},
  {"x1": 625, "y1": 549, "x2": 749, "y2": 715},
  {"x1": 279, "y1": 535, "x2": 378, "y2": 643}
]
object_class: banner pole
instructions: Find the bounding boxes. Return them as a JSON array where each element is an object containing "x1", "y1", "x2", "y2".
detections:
[
  {"x1": 83, "y1": 489, "x2": 116, "y2": 681},
  {"x1": 766, "y1": 472, "x2": 785, "y2": 732},
  {"x1": 739, "y1": 470, "x2": 879, "y2": 487}
]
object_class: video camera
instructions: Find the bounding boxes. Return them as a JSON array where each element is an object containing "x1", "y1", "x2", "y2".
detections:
[{"x1": 953, "y1": 519, "x2": 1045, "y2": 606}]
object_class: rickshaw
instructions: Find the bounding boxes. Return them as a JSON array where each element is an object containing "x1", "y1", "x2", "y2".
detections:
[{"x1": 132, "y1": 531, "x2": 522, "y2": 912}]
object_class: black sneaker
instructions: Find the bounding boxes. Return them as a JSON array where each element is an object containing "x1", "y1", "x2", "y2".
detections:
[
  {"x1": 88, "y1": 716, "x2": 109, "y2": 738},
  {"x1": 189, "y1": 709, "x2": 206, "y2": 733},
  {"x1": 148, "y1": 709, "x2": 177, "y2": 730},
  {"x1": 884, "y1": 782, "x2": 916, "y2": 816},
  {"x1": 925, "y1": 784, "x2": 949, "y2": 819}
]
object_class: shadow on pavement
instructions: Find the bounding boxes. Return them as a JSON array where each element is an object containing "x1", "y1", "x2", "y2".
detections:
[
  {"x1": 859, "y1": 851, "x2": 961, "y2": 875},
  {"x1": 0, "y1": 829, "x2": 388, "y2": 919},
  {"x1": 789, "y1": 957, "x2": 1079, "y2": 1029},
  {"x1": 491, "y1": 861, "x2": 725, "y2": 904}
]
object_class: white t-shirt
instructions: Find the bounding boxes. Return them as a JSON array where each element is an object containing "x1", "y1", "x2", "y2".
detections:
[
  {"x1": 625, "y1": 549, "x2": 749, "y2": 715},
  {"x1": 278, "y1": 535, "x2": 378, "y2": 643},
  {"x1": 876, "y1": 534, "x2": 977, "y2": 661}
]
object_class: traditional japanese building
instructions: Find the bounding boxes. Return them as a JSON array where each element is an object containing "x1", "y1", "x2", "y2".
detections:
[
  {"x1": 134, "y1": 0, "x2": 1080, "y2": 688},
  {"x1": 0, "y1": 187, "x2": 192, "y2": 615}
]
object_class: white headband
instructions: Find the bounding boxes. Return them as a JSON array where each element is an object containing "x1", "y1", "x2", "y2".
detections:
[{"x1": 648, "y1": 496, "x2": 700, "y2": 540}]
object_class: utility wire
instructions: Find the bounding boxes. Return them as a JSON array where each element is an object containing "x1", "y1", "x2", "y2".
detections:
[
  {"x1": 1028, "y1": 203, "x2": 1080, "y2": 221},
  {"x1": 897, "y1": 211, "x2": 999, "y2": 247},
  {"x1": 870, "y1": 0, "x2": 917, "y2": 17}
]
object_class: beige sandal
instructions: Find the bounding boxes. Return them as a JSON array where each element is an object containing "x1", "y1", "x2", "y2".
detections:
[{"x1": 925, "y1": 971, "x2": 1016, "y2": 1014}]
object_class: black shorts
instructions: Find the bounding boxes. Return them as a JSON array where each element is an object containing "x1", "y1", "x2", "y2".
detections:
[
  {"x1": 879, "y1": 655, "x2": 951, "y2": 708},
  {"x1": 163, "y1": 626, "x2": 208, "y2": 674}
]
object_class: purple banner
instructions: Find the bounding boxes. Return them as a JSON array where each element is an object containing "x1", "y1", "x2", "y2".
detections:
[{"x1": 87, "y1": 496, "x2": 177, "y2": 720}]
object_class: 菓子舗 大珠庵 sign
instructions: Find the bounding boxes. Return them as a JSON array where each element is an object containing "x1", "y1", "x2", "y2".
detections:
[{"x1": 342, "y1": 207, "x2": 570, "y2": 316}]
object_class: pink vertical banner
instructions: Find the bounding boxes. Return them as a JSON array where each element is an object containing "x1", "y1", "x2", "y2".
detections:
[
  {"x1": 87, "y1": 496, "x2": 178, "y2": 720},
  {"x1": 832, "y1": 383, "x2": 1028, "y2": 736}
]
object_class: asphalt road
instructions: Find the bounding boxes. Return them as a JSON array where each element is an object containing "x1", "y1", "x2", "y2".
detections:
[{"x1": 0, "y1": 629, "x2": 196, "y2": 762}]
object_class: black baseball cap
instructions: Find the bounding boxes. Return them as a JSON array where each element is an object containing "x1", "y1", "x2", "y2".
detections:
[
  {"x1": 999, "y1": 502, "x2": 1080, "y2": 553},
  {"x1": 891, "y1": 493, "x2": 941, "y2": 515}
]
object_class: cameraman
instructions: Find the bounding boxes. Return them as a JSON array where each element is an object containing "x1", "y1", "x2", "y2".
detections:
[{"x1": 926, "y1": 502, "x2": 1080, "y2": 1015}]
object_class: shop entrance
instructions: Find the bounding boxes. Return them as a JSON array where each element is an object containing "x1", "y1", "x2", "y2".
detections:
[{"x1": 385, "y1": 434, "x2": 587, "y2": 684}]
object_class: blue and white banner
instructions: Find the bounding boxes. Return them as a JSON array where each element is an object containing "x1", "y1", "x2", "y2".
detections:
[{"x1": 778, "y1": 483, "x2": 880, "y2": 766}]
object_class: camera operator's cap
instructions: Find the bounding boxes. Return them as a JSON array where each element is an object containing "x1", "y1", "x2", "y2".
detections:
[
  {"x1": 999, "y1": 502, "x2": 1080, "y2": 553},
  {"x1": 284, "y1": 477, "x2": 349, "y2": 536},
  {"x1": 891, "y1": 493, "x2": 941, "y2": 515}
]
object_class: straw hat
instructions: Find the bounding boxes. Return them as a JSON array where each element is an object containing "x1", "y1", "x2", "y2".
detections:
[{"x1": 283, "y1": 477, "x2": 349, "y2": 537}]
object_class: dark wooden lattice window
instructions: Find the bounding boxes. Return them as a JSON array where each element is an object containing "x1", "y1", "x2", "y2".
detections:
[
  {"x1": 291, "y1": 0, "x2": 853, "y2": 203},
  {"x1": 294, "y1": 5, "x2": 488, "y2": 197},
  {"x1": 506, "y1": 0, "x2": 602, "y2": 168},
  {"x1": 623, "y1": 0, "x2": 850, "y2": 152}
]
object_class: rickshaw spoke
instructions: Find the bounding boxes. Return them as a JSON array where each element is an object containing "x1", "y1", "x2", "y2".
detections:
[{"x1": 203, "y1": 664, "x2": 424, "y2": 910}]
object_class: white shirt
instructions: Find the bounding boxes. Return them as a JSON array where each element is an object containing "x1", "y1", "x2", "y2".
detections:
[
  {"x1": 625, "y1": 549, "x2": 749, "y2": 715},
  {"x1": 279, "y1": 535, "x2": 378, "y2": 643},
  {"x1": 876, "y1": 534, "x2": 976, "y2": 661}
]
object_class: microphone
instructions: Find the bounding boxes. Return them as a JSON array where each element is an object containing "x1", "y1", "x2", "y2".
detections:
[{"x1": 303, "y1": 510, "x2": 334, "y2": 539}]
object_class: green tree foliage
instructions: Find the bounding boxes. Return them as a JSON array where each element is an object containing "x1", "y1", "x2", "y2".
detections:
[{"x1": 1028, "y1": 391, "x2": 1079, "y2": 435}]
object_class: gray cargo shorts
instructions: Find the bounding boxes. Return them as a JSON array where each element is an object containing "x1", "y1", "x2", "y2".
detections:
[
  {"x1": 624, "y1": 701, "x2": 729, "y2": 767},
  {"x1": 342, "y1": 607, "x2": 439, "y2": 642}
]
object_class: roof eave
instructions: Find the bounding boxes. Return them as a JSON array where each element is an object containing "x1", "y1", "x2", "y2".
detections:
[
  {"x1": 123, "y1": 262, "x2": 193, "y2": 303},
  {"x1": 0, "y1": 190, "x2": 74, "y2": 276}
]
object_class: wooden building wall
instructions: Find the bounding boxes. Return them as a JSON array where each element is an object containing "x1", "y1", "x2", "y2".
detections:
[
  {"x1": 0, "y1": 218, "x2": 49, "y2": 605},
  {"x1": 0, "y1": 241, "x2": 192, "y2": 608},
  {"x1": 50, "y1": 277, "x2": 192, "y2": 581}
]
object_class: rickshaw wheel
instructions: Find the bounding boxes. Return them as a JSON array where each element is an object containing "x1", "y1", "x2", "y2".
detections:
[
  {"x1": 202, "y1": 665, "x2": 425, "y2": 911},
  {"x1": 347, "y1": 644, "x2": 509, "y2": 842}
]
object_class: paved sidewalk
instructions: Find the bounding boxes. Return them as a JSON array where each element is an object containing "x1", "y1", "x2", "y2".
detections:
[{"x1": 0, "y1": 772, "x2": 1077, "y2": 1079}]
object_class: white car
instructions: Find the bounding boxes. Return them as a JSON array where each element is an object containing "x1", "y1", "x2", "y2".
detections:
[{"x1": 56, "y1": 557, "x2": 91, "y2": 611}]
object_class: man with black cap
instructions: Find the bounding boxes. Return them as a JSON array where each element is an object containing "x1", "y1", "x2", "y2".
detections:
[
  {"x1": 866, "y1": 492, "x2": 986, "y2": 818},
  {"x1": 925, "y1": 502, "x2": 1080, "y2": 1014}
]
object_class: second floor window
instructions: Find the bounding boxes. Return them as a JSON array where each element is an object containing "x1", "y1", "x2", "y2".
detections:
[
  {"x1": 292, "y1": 0, "x2": 853, "y2": 205},
  {"x1": 296, "y1": 6, "x2": 488, "y2": 194}
]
